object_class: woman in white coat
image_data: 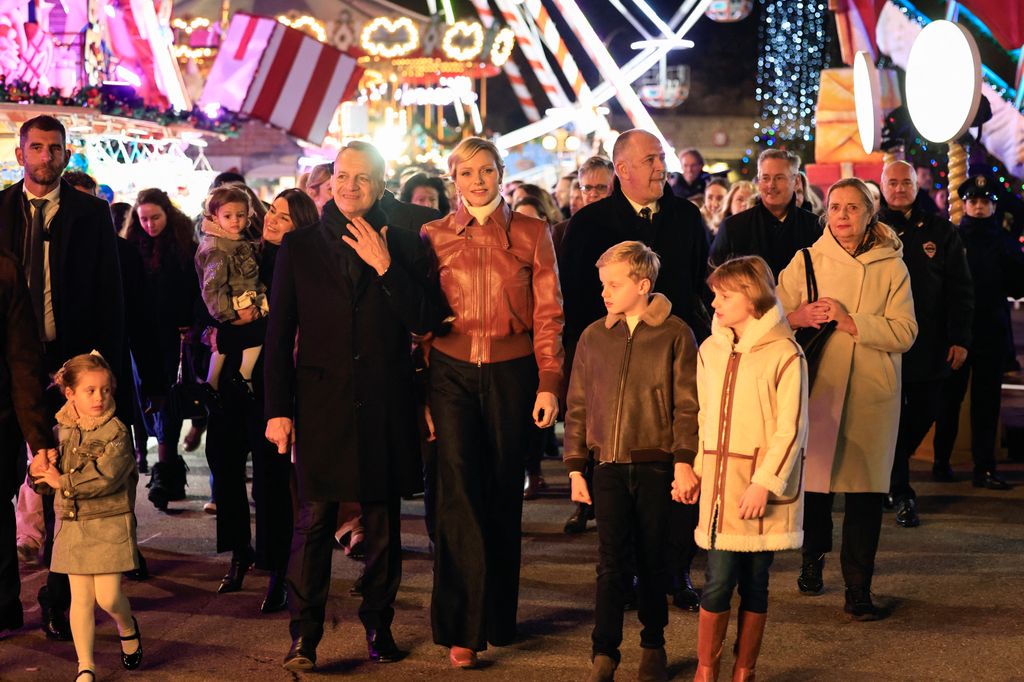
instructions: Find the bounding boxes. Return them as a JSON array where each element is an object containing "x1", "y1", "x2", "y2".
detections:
[{"x1": 777, "y1": 178, "x2": 917, "y2": 621}]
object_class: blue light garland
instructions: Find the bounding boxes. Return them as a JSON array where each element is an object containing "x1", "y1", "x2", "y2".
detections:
[{"x1": 753, "y1": 0, "x2": 829, "y2": 146}]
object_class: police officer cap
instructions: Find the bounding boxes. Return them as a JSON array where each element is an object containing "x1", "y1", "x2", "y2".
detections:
[{"x1": 957, "y1": 175, "x2": 998, "y2": 202}]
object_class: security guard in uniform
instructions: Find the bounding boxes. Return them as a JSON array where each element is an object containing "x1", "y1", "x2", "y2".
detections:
[
  {"x1": 880, "y1": 161, "x2": 974, "y2": 527},
  {"x1": 933, "y1": 175, "x2": 1024, "y2": 491}
]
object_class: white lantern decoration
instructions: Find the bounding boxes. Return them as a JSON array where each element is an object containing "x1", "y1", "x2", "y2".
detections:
[
  {"x1": 853, "y1": 51, "x2": 882, "y2": 154},
  {"x1": 905, "y1": 20, "x2": 982, "y2": 143},
  {"x1": 704, "y1": 0, "x2": 754, "y2": 22}
]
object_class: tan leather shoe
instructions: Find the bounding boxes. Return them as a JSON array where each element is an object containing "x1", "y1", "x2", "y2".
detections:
[{"x1": 449, "y1": 646, "x2": 478, "y2": 669}]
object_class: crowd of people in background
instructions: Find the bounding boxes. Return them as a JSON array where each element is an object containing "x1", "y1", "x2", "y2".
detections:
[{"x1": 3, "y1": 113, "x2": 1022, "y2": 681}]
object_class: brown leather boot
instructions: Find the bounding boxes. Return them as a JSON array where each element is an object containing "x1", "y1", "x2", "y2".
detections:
[
  {"x1": 731, "y1": 611, "x2": 767, "y2": 681},
  {"x1": 638, "y1": 646, "x2": 668, "y2": 682},
  {"x1": 693, "y1": 608, "x2": 730, "y2": 682}
]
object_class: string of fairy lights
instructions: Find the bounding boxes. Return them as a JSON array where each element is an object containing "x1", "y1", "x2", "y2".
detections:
[{"x1": 752, "y1": 0, "x2": 830, "y2": 148}]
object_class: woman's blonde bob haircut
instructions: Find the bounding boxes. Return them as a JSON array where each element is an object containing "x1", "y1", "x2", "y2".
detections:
[
  {"x1": 595, "y1": 240, "x2": 661, "y2": 287},
  {"x1": 707, "y1": 255, "x2": 777, "y2": 319},
  {"x1": 447, "y1": 137, "x2": 505, "y2": 179}
]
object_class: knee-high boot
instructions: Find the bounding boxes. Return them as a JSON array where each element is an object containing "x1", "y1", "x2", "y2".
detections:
[
  {"x1": 731, "y1": 610, "x2": 767, "y2": 682},
  {"x1": 693, "y1": 607, "x2": 730, "y2": 682}
]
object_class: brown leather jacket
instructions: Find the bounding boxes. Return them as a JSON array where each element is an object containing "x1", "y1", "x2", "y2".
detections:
[
  {"x1": 421, "y1": 201, "x2": 565, "y2": 394},
  {"x1": 563, "y1": 294, "x2": 699, "y2": 471}
]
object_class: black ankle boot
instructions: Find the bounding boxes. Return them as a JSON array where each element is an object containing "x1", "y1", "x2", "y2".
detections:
[
  {"x1": 844, "y1": 586, "x2": 887, "y2": 621},
  {"x1": 797, "y1": 553, "x2": 825, "y2": 595},
  {"x1": 670, "y1": 571, "x2": 701, "y2": 611},
  {"x1": 261, "y1": 570, "x2": 288, "y2": 613},
  {"x1": 219, "y1": 547, "x2": 255, "y2": 594},
  {"x1": 146, "y1": 454, "x2": 188, "y2": 510}
]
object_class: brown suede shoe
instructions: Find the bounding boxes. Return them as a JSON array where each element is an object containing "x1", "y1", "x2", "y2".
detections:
[
  {"x1": 638, "y1": 646, "x2": 668, "y2": 682},
  {"x1": 586, "y1": 654, "x2": 617, "y2": 682}
]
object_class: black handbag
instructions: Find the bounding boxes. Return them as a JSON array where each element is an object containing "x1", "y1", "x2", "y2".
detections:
[
  {"x1": 792, "y1": 248, "x2": 837, "y2": 387},
  {"x1": 167, "y1": 332, "x2": 220, "y2": 422}
]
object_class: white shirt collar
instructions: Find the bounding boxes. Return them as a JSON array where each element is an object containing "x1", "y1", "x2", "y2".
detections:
[
  {"x1": 623, "y1": 193, "x2": 658, "y2": 217},
  {"x1": 24, "y1": 183, "x2": 61, "y2": 204}
]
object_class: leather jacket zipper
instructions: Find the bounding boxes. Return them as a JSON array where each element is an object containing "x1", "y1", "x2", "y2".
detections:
[{"x1": 610, "y1": 325, "x2": 635, "y2": 459}]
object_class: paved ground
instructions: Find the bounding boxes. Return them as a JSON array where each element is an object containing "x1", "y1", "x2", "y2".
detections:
[{"x1": 2, "y1": 445, "x2": 1023, "y2": 681}]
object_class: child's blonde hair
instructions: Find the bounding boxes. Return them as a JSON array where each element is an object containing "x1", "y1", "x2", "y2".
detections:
[
  {"x1": 595, "y1": 240, "x2": 661, "y2": 286},
  {"x1": 203, "y1": 185, "x2": 252, "y2": 221},
  {"x1": 54, "y1": 352, "x2": 116, "y2": 392},
  {"x1": 707, "y1": 255, "x2": 777, "y2": 318}
]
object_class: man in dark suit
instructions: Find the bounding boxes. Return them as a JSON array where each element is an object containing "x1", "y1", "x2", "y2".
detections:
[
  {"x1": 0, "y1": 115, "x2": 124, "y2": 640},
  {"x1": 264, "y1": 141, "x2": 445, "y2": 672},
  {"x1": 709, "y1": 149, "x2": 821, "y2": 278},
  {"x1": 0, "y1": 252, "x2": 57, "y2": 634},
  {"x1": 558, "y1": 128, "x2": 710, "y2": 610}
]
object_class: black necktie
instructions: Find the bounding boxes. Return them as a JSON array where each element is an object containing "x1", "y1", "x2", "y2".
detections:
[
  {"x1": 28, "y1": 198, "x2": 46, "y2": 339},
  {"x1": 639, "y1": 207, "x2": 652, "y2": 222}
]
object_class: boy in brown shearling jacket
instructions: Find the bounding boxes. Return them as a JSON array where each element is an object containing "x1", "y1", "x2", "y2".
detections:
[{"x1": 563, "y1": 241, "x2": 699, "y2": 682}]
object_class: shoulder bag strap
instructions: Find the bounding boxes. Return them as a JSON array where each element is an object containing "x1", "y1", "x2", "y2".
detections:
[{"x1": 801, "y1": 248, "x2": 819, "y2": 303}]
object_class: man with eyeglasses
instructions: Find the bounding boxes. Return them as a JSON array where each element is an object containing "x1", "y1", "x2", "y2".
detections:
[
  {"x1": 709, "y1": 149, "x2": 821, "y2": 278},
  {"x1": 551, "y1": 156, "x2": 615, "y2": 257}
]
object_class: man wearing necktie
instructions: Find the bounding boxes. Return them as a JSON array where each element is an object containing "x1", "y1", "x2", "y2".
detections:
[{"x1": 0, "y1": 115, "x2": 125, "y2": 641}]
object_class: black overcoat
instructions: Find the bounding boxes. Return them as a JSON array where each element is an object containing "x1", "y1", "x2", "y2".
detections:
[{"x1": 263, "y1": 199, "x2": 445, "y2": 502}]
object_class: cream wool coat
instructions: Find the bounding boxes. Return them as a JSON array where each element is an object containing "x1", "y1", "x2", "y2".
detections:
[
  {"x1": 776, "y1": 226, "x2": 918, "y2": 494},
  {"x1": 693, "y1": 304, "x2": 808, "y2": 553}
]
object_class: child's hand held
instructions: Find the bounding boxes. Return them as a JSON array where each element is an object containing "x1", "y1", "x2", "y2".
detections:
[
  {"x1": 570, "y1": 473, "x2": 592, "y2": 505},
  {"x1": 737, "y1": 482, "x2": 769, "y2": 519}
]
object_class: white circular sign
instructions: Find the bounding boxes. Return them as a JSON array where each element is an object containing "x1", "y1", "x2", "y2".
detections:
[
  {"x1": 905, "y1": 20, "x2": 982, "y2": 143},
  {"x1": 853, "y1": 51, "x2": 881, "y2": 154}
]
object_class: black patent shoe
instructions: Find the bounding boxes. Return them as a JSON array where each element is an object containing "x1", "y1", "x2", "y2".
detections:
[
  {"x1": 797, "y1": 554, "x2": 825, "y2": 595},
  {"x1": 882, "y1": 494, "x2": 895, "y2": 510},
  {"x1": 261, "y1": 572, "x2": 288, "y2": 614},
  {"x1": 120, "y1": 616, "x2": 143, "y2": 669},
  {"x1": 844, "y1": 586, "x2": 888, "y2": 621},
  {"x1": 218, "y1": 548, "x2": 255, "y2": 594},
  {"x1": 366, "y1": 627, "x2": 406, "y2": 662},
  {"x1": 563, "y1": 503, "x2": 592, "y2": 534},
  {"x1": 38, "y1": 587, "x2": 72, "y2": 641},
  {"x1": 670, "y1": 571, "x2": 701, "y2": 611},
  {"x1": 931, "y1": 464, "x2": 957, "y2": 482},
  {"x1": 973, "y1": 470, "x2": 1012, "y2": 490},
  {"x1": 283, "y1": 638, "x2": 317, "y2": 671},
  {"x1": 894, "y1": 497, "x2": 921, "y2": 528},
  {"x1": 74, "y1": 670, "x2": 95, "y2": 681}
]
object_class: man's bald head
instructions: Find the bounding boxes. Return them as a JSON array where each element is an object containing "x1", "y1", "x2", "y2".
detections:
[
  {"x1": 612, "y1": 129, "x2": 666, "y2": 206},
  {"x1": 612, "y1": 129, "x2": 659, "y2": 164},
  {"x1": 881, "y1": 160, "x2": 917, "y2": 212}
]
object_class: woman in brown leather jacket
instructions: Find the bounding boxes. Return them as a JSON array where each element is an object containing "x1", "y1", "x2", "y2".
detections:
[{"x1": 421, "y1": 137, "x2": 565, "y2": 669}]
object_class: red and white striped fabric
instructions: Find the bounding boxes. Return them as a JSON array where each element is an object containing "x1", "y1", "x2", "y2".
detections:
[
  {"x1": 242, "y1": 22, "x2": 362, "y2": 145},
  {"x1": 198, "y1": 13, "x2": 278, "y2": 113}
]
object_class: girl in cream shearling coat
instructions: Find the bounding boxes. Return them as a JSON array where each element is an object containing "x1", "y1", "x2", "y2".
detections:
[{"x1": 682, "y1": 256, "x2": 807, "y2": 682}]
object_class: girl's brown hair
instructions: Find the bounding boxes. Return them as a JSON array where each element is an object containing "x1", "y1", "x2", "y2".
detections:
[
  {"x1": 54, "y1": 353, "x2": 116, "y2": 392},
  {"x1": 204, "y1": 185, "x2": 252, "y2": 220},
  {"x1": 122, "y1": 188, "x2": 196, "y2": 266},
  {"x1": 707, "y1": 255, "x2": 777, "y2": 318}
]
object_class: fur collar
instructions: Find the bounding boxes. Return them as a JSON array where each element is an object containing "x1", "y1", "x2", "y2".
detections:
[
  {"x1": 56, "y1": 401, "x2": 116, "y2": 431},
  {"x1": 604, "y1": 293, "x2": 673, "y2": 329},
  {"x1": 710, "y1": 302, "x2": 792, "y2": 353}
]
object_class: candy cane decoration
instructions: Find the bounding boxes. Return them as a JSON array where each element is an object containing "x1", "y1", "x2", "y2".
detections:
[
  {"x1": 521, "y1": 0, "x2": 591, "y2": 103},
  {"x1": 492, "y1": 0, "x2": 571, "y2": 109},
  {"x1": 468, "y1": 0, "x2": 541, "y2": 121}
]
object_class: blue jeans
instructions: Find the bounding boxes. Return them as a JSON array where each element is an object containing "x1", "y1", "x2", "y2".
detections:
[{"x1": 701, "y1": 549, "x2": 774, "y2": 614}]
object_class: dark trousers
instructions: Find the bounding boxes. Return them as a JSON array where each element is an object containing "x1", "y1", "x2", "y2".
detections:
[
  {"x1": 286, "y1": 497, "x2": 401, "y2": 644},
  {"x1": 803, "y1": 491, "x2": 885, "y2": 589},
  {"x1": 0, "y1": 445, "x2": 23, "y2": 623},
  {"x1": 667, "y1": 500, "x2": 699, "y2": 578},
  {"x1": 592, "y1": 462, "x2": 672, "y2": 663},
  {"x1": 429, "y1": 351, "x2": 537, "y2": 650},
  {"x1": 890, "y1": 379, "x2": 944, "y2": 500},
  {"x1": 250, "y1": 423, "x2": 293, "y2": 572},
  {"x1": 206, "y1": 371, "x2": 252, "y2": 556},
  {"x1": 934, "y1": 351, "x2": 1003, "y2": 473}
]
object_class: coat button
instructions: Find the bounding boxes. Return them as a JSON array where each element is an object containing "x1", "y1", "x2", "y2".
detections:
[
  {"x1": 353, "y1": 354, "x2": 361, "y2": 361},
  {"x1": 354, "y1": 400, "x2": 363, "y2": 409},
  {"x1": 63, "y1": 490, "x2": 70, "y2": 497},
  {"x1": 68, "y1": 511, "x2": 75, "y2": 518}
]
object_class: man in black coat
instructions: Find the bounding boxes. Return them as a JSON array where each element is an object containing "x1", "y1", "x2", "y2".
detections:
[
  {"x1": 264, "y1": 141, "x2": 445, "y2": 672},
  {"x1": 0, "y1": 252, "x2": 57, "y2": 634},
  {"x1": 0, "y1": 115, "x2": 124, "y2": 641},
  {"x1": 558, "y1": 129, "x2": 709, "y2": 609},
  {"x1": 880, "y1": 161, "x2": 974, "y2": 527},
  {"x1": 709, "y1": 149, "x2": 821, "y2": 278}
]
